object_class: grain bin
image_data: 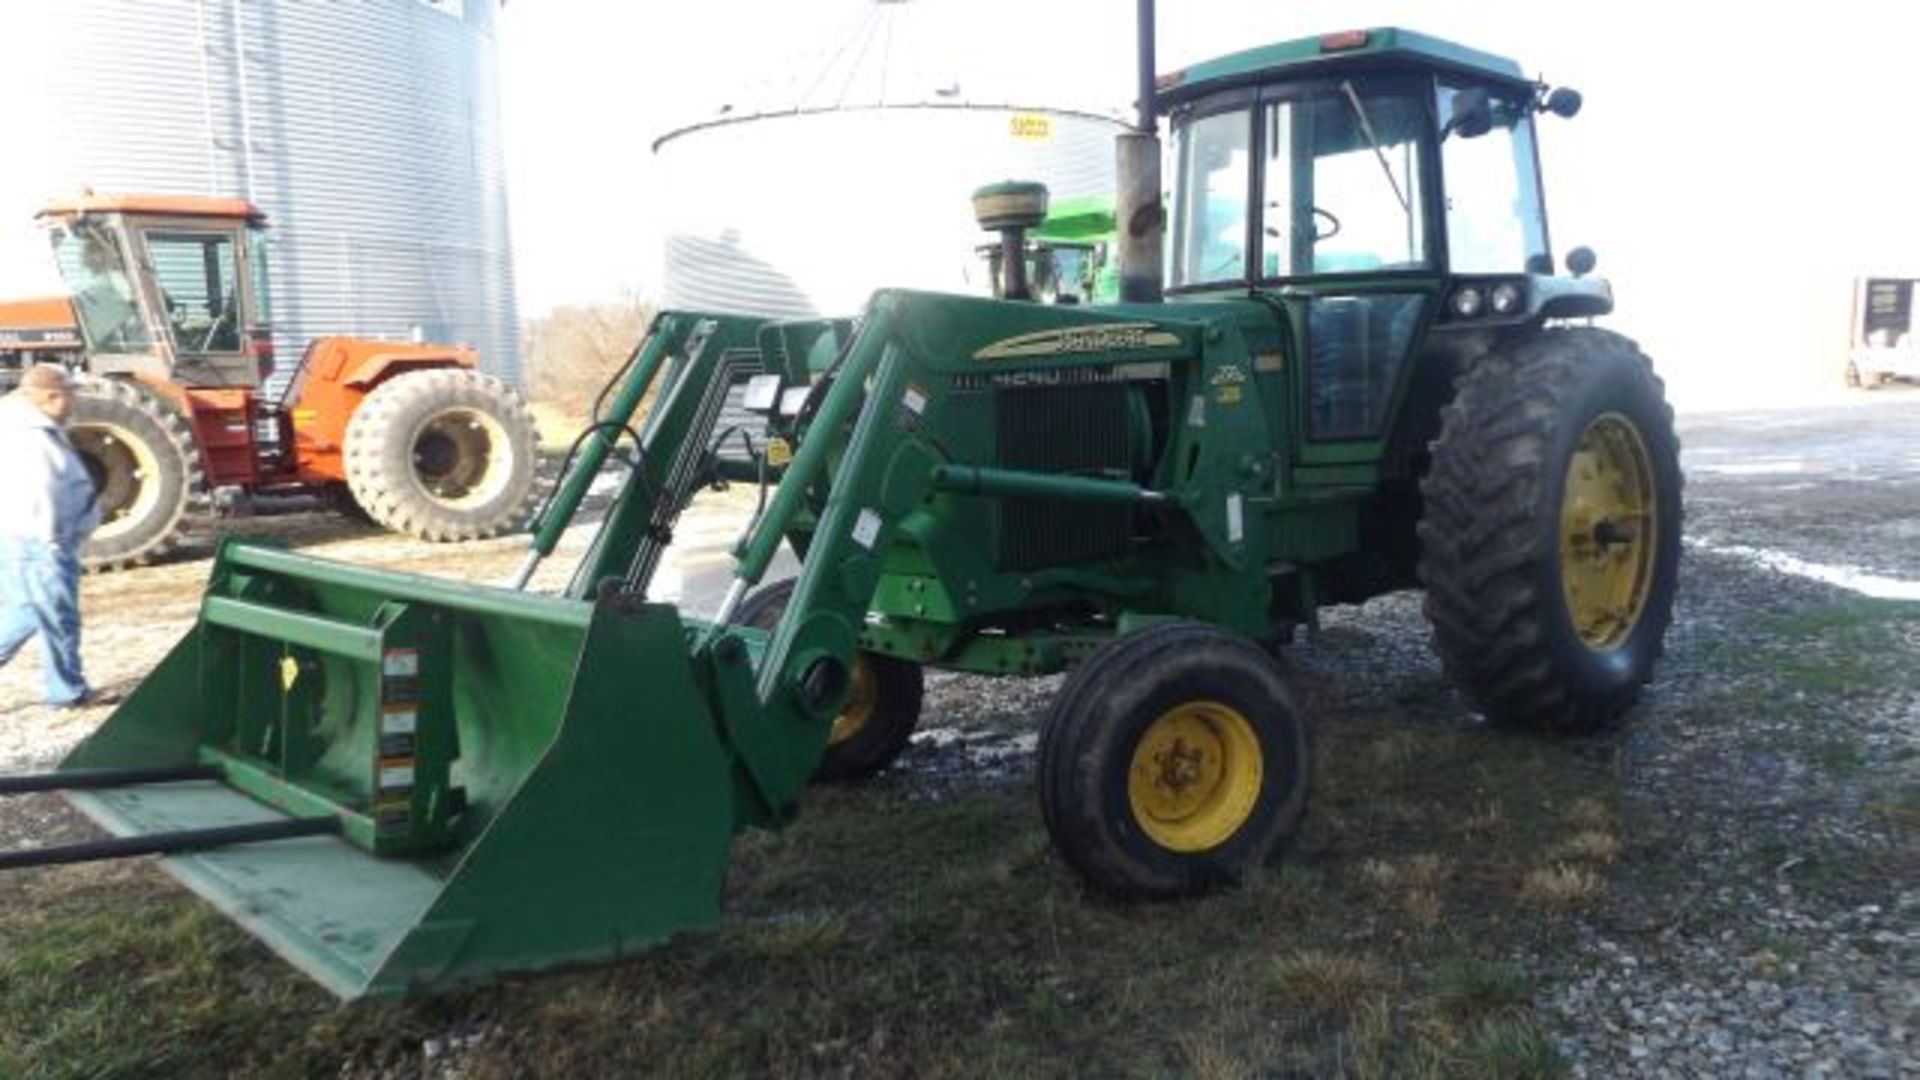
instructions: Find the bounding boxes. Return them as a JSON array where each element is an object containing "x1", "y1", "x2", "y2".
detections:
[
  {"x1": 652, "y1": 0, "x2": 1129, "y2": 319},
  {"x1": 0, "y1": 0, "x2": 520, "y2": 383}
]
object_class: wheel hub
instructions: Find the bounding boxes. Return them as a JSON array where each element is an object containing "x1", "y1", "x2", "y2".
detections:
[
  {"x1": 1559, "y1": 412, "x2": 1658, "y2": 650},
  {"x1": 1153, "y1": 737, "x2": 1206, "y2": 794},
  {"x1": 1127, "y1": 702, "x2": 1263, "y2": 853},
  {"x1": 410, "y1": 408, "x2": 508, "y2": 507}
]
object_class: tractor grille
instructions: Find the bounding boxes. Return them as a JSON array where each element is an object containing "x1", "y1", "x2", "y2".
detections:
[{"x1": 994, "y1": 383, "x2": 1135, "y2": 571}]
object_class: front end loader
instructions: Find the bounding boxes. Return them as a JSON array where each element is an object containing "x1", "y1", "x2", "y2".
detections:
[{"x1": 0, "y1": 27, "x2": 1682, "y2": 999}]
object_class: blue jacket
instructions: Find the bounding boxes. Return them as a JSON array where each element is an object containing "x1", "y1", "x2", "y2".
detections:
[{"x1": 0, "y1": 394, "x2": 101, "y2": 552}]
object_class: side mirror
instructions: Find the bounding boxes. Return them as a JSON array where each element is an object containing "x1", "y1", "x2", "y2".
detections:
[
  {"x1": 1566, "y1": 246, "x2": 1597, "y2": 278},
  {"x1": 1544, "y1": 87, "x2": 1582, "y2": 119},
  {"x1": 1443, "y1": 87, "x2": 1493, "y2": 140}
]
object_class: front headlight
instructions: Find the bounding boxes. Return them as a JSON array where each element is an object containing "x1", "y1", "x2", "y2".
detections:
[{"x1": 1490, "y1": 281, "x2": 1524, "y2": 315}]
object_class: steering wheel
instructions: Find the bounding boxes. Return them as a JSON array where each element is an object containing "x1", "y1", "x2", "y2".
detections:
[
  {"x1": 1261, "y1": 205, "x2": 1343, "y2": 244},
  {"x1": 196, "y1": 299, "x2": 236, "y2": 352}
]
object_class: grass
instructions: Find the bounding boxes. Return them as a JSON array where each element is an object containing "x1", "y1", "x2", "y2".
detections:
[
  {"x1": 1519, "y1": 866, "x2": 1602, "y2": 909},
  {"x1": 1811, "y1": 739, "x2": 1866, "y2": 779},
  {"x1": 0, "y1": 660, "x2": 1623, "y2": 1077},
  {"x1": 1271, "y1": 950, "x2": 1398, "y2": 1015},
  {"x1": 1552, "y1": 830, "x2": 1622, "y2": 865},
  {"x1": 1868, "y1": 784, "x2": 1920, "y2": 830},
  {"x1": 1431, "y1": 958, "x2": 1534, "y2": 1024},
  {"x1": 1451, "y1": 1019, "x2": 1567, "y2": 1078},
  {"x1": 1715, "y1": 598, "x2": 1920, "y2": 698}
]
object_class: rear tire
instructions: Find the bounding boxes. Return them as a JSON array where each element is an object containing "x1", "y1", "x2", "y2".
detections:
[
  {"x1": 1418, "y1": 327, "x2": 1682, "y2": 734},
  {"x1": 343, "y1": 368, "x2": 539, "y2": 541},
  {"x1": 735, "y1": 578, "x2": 924, "y2": 781},
  {"x1": 70, "y1": 379, "x2": 199, "y2": 571},
  {"x1": 1038, "y1": 622, "x2": 1309, "y2": 900}
]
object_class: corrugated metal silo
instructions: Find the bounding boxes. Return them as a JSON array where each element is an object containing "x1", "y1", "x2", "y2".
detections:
[
  {"x1": 653, "y1": 1, "x2": 1129, "y2": 319},
  {"x1": 0, "y1": 0, "x2": 519, "y2": 384}
]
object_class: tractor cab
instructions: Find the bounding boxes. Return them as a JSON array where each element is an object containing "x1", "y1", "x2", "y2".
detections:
[
  {"x1": 1156, "y1": 28, "x2": 1603, "y2": 446},
  {"x1": 40, "y1": 194, "x2": 274, "y2": 389}
]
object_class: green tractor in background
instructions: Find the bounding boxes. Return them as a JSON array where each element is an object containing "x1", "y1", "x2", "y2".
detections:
[
  {"x1": 978, "y1": 194, "x2": 1121, "y2": 305},
  {"x1": 2, "y1": 27, "x2": 1680, "y2": 997}
]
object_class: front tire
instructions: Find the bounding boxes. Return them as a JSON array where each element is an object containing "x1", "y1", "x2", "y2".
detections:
[
  {"x1": 1418, "y1": 328, "x2": 1682, "y2": 734},
  {"x1": 70, "y1": 379, "x2": 200, "y2": 571},
  {"x1": 1038, "y1": 622, "x2": 1309, "y2": 900},
  {"x1": 344, "y1": 368, "x2": 539, "y2": 541}
]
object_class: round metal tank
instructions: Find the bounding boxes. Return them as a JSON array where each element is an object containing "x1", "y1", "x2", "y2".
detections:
[
  {"x1": 655, "y1": 104, "x2": 1126, "y2": 318},
  {"x1": 0, "y1": 0, "x2": 519, "y2": 384}
]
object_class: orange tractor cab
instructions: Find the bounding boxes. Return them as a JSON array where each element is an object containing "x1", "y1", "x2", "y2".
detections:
[{"x1": 0, "y1": 194, "x2": 538, "y2": 568}]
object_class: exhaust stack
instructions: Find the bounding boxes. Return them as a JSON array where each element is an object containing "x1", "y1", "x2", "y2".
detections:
[{"x1": 1117, "y1": 0, "x2": 1163, "y2": 303}]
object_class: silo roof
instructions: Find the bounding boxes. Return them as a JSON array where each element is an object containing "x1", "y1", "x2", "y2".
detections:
[{"x1": 654, "y1": 0, "x2": 1127, "y2": 144}]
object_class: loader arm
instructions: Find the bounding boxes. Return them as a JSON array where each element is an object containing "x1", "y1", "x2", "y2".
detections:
[
  {"x1": 692, "y1": 292, "x2": 948, "y2": 818},
  {"x1": 559, "y1": 315, "x2": 769, "y2": 600}
]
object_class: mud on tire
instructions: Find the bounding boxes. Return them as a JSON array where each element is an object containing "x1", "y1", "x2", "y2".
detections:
[
  {"x1": 70, "y1": 378, "x2": 200, "y2": 571},
  {"x1": 344, "y1": 368, "x2": 540, "y2": 542},
  {"x1": 1418, "y1": 327, "x2": 1683, "y2": 734}
]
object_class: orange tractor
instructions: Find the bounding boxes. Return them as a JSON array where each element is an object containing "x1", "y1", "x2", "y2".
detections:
[{"x1": 0, "y1": 194, "x2": 539, "y2": 569}]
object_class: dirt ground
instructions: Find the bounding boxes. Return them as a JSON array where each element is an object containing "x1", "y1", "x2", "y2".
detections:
[{"x1": 0, "y1": 391, "x2": 1915, "y2": 1075}]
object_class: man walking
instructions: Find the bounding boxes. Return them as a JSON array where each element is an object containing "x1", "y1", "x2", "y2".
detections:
[{"x1": 0, "y1": 364, "x2": 102, "y2": 707}]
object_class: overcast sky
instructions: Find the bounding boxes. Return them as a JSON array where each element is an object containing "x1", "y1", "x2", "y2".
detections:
[{"x1": 501, "y1": 0, "x2": 1920, "y2": 402}]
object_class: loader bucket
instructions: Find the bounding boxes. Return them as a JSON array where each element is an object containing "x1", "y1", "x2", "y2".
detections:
[{"x1": 53, "y1": 541, "x2": 736, "y2": 999}]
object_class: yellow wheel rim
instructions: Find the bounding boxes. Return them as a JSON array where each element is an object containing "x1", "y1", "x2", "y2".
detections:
[
  {"x1": 1559, "y1": 412, "x2": 1658, "y2": 650},
  {"x1": 830, "y1": 655, "x2": 876, "y2": 745},
  {"x1": 1127, "y1": 701, "x2": 1264, "y2": 853},
  {"x1": 71, "y1": 422, "x2": 162, "y2": 543}
]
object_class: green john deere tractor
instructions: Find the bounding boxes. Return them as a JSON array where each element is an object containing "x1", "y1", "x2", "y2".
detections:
[{"x1": 0, "y1": 26, "x2": 1680, "y2": 998}]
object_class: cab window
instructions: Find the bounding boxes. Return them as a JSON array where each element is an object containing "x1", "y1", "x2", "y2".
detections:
[
  {"x1": 50, "y1": 226, "x2": 153, "y2": 353},
  {"x1": 1261, "y1": 82, "x2": 1429, "y2": 278},
  {"x1": 1169, "y1": 108, "x2": 1252, "y2": 287},
  {"x1": 146, "y1": 231, "x2": 243, "y2": 354},
  {"x1": 1437, "y1": 82, "x2": 1549, "y2": 273}
]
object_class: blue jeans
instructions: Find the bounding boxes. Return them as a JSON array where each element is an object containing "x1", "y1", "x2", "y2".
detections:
[{"x1": 0, "y1": 537, "x2": 89, "y2": 705}]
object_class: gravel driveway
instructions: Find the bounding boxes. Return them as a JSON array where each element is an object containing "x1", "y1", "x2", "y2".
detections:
[{"x1": 1543, "y1": 394, "x2": 1919, "y2": 1077}]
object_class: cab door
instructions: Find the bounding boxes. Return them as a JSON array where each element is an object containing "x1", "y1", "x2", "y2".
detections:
[
  {"x1": 1254, "y1": 78, "x2": 1443, "y2": 472},
  {"x1": 129, "y1": 218, "x2": 260, "y2": 389}
]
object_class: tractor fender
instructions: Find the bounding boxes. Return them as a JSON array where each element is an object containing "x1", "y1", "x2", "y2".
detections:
[
  {"x1": 300, "y1": 335, "x2": 477, "y2": 391},
  {"x1": 287, "y1": 337, "x2": 481, "y2": 483}
]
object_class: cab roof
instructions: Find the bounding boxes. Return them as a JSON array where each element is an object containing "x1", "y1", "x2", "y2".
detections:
[
  {"x1": 1160, "y1": 27, "x2": 1531, "y2": 107},
  {"x1": 36, "y1": 193, "x2": 266, "y2": 224}
]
